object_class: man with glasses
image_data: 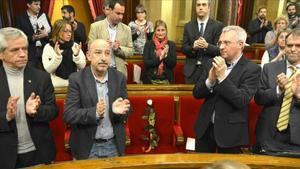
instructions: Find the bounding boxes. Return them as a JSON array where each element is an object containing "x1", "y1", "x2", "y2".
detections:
[
  {"x1": 193, "y1": 25, "x2": 261, "y2": 153},
  {"x1": 182, "y1": 0, "x2": 224, "y2": 84},
  {"x1": 254, "y1": 28, "x2": 300, "y2": 155}
]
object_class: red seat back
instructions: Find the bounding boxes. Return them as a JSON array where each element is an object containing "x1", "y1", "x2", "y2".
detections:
[{"x1": 248, "y1": 99, "x2": 262, "y2": 146}]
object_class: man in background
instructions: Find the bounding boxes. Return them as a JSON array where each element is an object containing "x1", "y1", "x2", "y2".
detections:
[
  {"x1": 95, "y1": 0, "x2": 111, "y2": 22},
  {"x1": 247, "y1": 7, "x2": 273, "y2": 44},
  {"x1": 15, "y1": 0, "x2": 51, "y2": 69},
  {"x1": 61, "y1": 5, "x2": 87, "y2": 44},
  {"x1": 88, "y1": 0, "x2": 133, "y2": 77},
  {"x1": 182, "y1": 0, "x2": 224, "y2": 84},
  {"x1": 287, "y1": 3, "x2": 300, "y2": 29}
]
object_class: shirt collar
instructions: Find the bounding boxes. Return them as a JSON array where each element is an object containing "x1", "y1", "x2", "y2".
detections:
[
  {"x1": 197, "y1": 17, "x2": 209, "y2": 25},
  {"x1": 286, "y1": 60, "x2": 300, "y2": 70},
  {"x1": 226, "y1": 54, "x2": 242, "y2": 69},
  {"x1": 27, "y1": 10, "x2": 38, "y2": 19},
  {"x1": 91, "y1": 68, "x2": 108, "y2": 84},
  {"x1": 106, "y1": 18, "x2": 117, "y2": 29}
]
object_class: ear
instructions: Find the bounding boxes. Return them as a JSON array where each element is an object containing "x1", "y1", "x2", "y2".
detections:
[
  {"x1": 0, "y1": 52, "x2": 4, "y2": 61},
  {"x1": 86, "y1": 51, "x2": 91, "y2": 61}
]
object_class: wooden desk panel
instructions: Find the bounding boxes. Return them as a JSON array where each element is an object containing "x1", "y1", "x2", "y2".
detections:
[{"x1": 31, "y1": 153, "x2": 300, "y2": 169}]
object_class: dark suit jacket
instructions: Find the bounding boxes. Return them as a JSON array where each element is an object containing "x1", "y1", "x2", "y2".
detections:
[
  {"x1": 74, "y1": 20, "x2": 87, "y2": 44},
  {"x1": 143, "y1": 40, "x2": 177, "y2": 84},
  {"x1": 63, "y1": 67, "x2": 129, "y2": 160},
  {"x1": 254, "y1": 61, "x2": 300, "y2": 146},
  {"x1": 0, "y1": 66, "x2": 58, "y2": 169},
  {"x1": 182, "y1": 18, "x2": 224, "y2": 78},
  {"x1": 193, "y1": 56, "x2": 261, "y2": 147},
  {"x1": 247, "y1": 18, "x2": 273, "y2": 44},
  {"x1": 14, "y1": 12, "x2": 51, "y2": 61}
]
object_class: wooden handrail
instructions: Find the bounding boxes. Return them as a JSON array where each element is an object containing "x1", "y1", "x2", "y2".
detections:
[{"x1": 31, "y1": 153, "x2": 300, "y2": 169}]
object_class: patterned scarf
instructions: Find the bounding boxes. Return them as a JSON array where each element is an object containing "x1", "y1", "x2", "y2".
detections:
[{"x1": 153, "y1": 36, "x2": 168, "y2": 75}]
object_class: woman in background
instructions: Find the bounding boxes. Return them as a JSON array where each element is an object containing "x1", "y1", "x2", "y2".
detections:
[
  {"x1": 42, "y1": 19, "x2": 86, "y2": 87},
  {"x1": 261, "y1": 29, "x2": 291, "y2": 68},
  {"x1": 143, "y1": 20, "x2": 176, "y2": 84},
  {"x1": 264, "y1": 16, "x2": 289, "y2": 49},
  {"x1": 128, "y1": 4, "x2": 153, "y2": 54}
]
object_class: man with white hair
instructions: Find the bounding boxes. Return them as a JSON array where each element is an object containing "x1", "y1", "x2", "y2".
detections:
[
  {"x1": 0, "y1": 27, "x2": 57, "y2": 169},
  {"x1": 193, "y1": 25, "x2": 261, "y2": 153}
]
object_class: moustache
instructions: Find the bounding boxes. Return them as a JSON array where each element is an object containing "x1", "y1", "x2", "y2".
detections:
[{"x1": 98, "y1": 62, "x2": 108, "y2": 65}]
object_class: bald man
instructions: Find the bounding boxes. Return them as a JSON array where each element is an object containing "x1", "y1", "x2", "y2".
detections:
[{"x1": 63, "y1": 39, "x2": 131, "y2": 159}]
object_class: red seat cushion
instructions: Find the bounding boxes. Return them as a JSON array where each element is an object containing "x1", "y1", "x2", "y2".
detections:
[
  {"x1": 248, "y1": 99, "x2": 262, "y2": 146},
  {"x1": 174, "y1": 62, "x2": 185, "y2": 84},
  {"x1": 125, "y1": 96, "x2": 178, "y2": 154},
  {"x1": 50, "y1": 99, "x2": 72, "y2": 161}
]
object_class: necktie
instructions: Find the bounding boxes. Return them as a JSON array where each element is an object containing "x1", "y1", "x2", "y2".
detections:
[
  {"x1": 277, "y1": 66, "x2": 297, "y2": 131},
  {"x1": 199, "y1": 23, "x2": 204, "y2": 37}
]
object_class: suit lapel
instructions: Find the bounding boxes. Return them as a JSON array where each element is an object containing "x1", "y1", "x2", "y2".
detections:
[
  {"x1": 192, "y1": 20, "x2": 202, "y2": 39},
  {"x1": 226, "y1": 55, "x2": 247, "y2": 81},
  {"x1": 107, "y1": 69, "x2": 116, "y2": 114},
  {"x1": 0, "y1": 67, "x2": 11, "y2": 104},
  {"x1": 203, "y1": 19, "x2": 212, "y2": 39},
  {"x1": 102, "y1": 19, "x2": 110, "y2": 40},
  {"x1": 85, "y1": 67, "x2": 98, "y2": 105}
]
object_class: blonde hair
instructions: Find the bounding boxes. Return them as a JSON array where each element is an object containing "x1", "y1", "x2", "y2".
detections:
[
  {"x1": 51, "y1": 19, "x2": 73, "y2": 42},
  {"x1": 273, "y1": 16, "x2": 289, "y2": 30}
]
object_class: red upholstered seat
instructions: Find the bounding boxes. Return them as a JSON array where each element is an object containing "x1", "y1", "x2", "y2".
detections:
[
  {"x1": 175, "y1": 96, "x2": 204, "y2": 152},
  {"x1": 50, "y1": 99, "x2": 72, "y2": 161},
  {"x1": 248, "y1": 99, "x2": 262, "y2": 146},
  {"x1": 125, "y1": 96, "x2": 179, "y2": 154},
  {"x1": 174, "y1": 62, "x2": 185, "y2": 84}
]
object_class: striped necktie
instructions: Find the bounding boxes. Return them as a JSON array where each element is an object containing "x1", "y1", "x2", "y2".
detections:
[{"x1": 277, "y1": 66, "x2": 297, "y2": 131}]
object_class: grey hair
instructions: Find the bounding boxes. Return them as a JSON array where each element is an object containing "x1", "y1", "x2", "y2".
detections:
[
  {"x1": 0, "y1": 27, "x2": 28, "y2": 53},
  {"x1": 222, "y1": 25, "x2": 247, "y2": 45}
]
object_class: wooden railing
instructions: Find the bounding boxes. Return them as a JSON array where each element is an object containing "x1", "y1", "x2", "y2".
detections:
[{"x1": 31, "y1": 153, "x2": 300, "y2": 169}]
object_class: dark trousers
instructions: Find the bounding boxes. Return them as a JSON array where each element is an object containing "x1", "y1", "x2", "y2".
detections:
[
  {"x1": 195, "y1": 122, "x2": 242, "y2": 154},
  {"x1": 185, "y1": 65, "x2": 203, "y2": 84},
  {"x1": 16, "y1": 151, "x2": 38, "y2": 168}
]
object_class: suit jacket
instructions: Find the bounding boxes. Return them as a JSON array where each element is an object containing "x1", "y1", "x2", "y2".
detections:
[
  {"x1": 182, "y1": 18, "x2": 224, "y2": 78},
  {"x1": 88, "y1": 19, "x2": 134, "y2": 77},
  {"x1": 0, "y1": 66, "x2": 58, "y2": 169},
  {"x1": 254, "y1": 61, "x2": 300, "y2": 146},
  {"x1": 143, "y1": 40, "x2": 177, "y2": 84},
  {"x1": 247, "y1": 18, "x2": 273, "y2": 44},
  {"x1": 193, "y1": 56, "x2": 261, "y2": 147},
  {"x1": 14, "y1": 12, "x2": 51, "y2": 61},
  {"x1": 63, "y1": 67, "x2": 130, "y2": 160}
]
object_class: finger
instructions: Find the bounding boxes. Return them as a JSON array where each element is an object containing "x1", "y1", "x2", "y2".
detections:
[{"x1": 30, "y1": 92, "x2": 36, "y2": 99}]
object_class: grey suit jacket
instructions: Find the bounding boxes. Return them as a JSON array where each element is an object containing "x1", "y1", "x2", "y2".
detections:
[
  {"x1": 182, "y1": 18, "x2": 224, "y2": 78},
  {"x1": 254, "y1": 60, "x2": 300, "y2": 146},
  {"x1": 63, "y1": 67, "x2": 129, "y2": 159},
  {"x1": 88, "y1": 19, "x2": 134, "y2": 77}
]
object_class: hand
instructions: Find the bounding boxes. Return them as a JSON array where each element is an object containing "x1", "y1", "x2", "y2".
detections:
[
  {"x1": 277, "y1": 73, "x2": 289, "y2": 92},
  {"x1": 208, "y1": 67, "x2": 217, "y2": 84},
  {"x1": 113, "y1": 40, "x2": 121, "y2": 51},
  {"x1": 72, "y1": 42, "x2": 82, "y2": 56},
  {"x1": 112, "y1": 98, "x2": 130, "y2": 115},
  {"x1": 198, "y1": 37, "x2": 208, "y2": 49},
  {"x1": 212, "y1": 56, "x2": 226, "y2": 81},
  {"x1": 271, "y1": 50, "x2": 285, "y2": 62},
  {"x1": 26, "y1": 92, "x2": 41, "y2": 117},
  {"x1": 96, "y1": 98, "x2": 106, "y2": 118},
  {"x1": 160, "y1": 45, "x2": 169, "y2": 60},
  {"x1": 6, "y1": 96, "x2": 19, "y2": 121},
  {"x1": 54, "y1": 42, "x2": 62, "y2": 56},
  {"x1": 144, "y1": 25, "x2": 150, "y2": 33},
  {"x1": 263, "y1": 20, "x2": 269, "y2": 27},
  {"x1": 292, "y1": 74, "x2": 300, "y2": 99}
]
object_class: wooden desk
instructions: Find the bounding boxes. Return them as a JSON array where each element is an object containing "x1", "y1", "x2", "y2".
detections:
[{"x1": 31, "y1": 153, "x2": 300, "y2": 169}]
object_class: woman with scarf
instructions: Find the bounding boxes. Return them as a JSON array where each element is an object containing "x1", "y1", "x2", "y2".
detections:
[
  {"x1": 143, "y1": 20, "x2": 176, "y2": 84},
  {"x1": 42, "y1": 19, "x2": 86, "y2": 87}
]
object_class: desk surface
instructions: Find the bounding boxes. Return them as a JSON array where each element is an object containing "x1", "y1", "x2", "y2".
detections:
[{"x1": 31, "y1": 153, "x2": 300, "y2": 169}]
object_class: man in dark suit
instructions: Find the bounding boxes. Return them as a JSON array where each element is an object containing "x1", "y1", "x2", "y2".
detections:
[
  {"x1": 193, "y1": 25, "x2": 261, "y2": 153},
  {"x1": 63, "y1": 39, "x2": 131, "y2": 159},
  {"x1": 0, "y1": 27, "x2": 57, "y2": 169},
  {"x1": 182, "y1": 0, "x2": 224, "y2": 84},
  {"x1": 247, "y1": 7, "x2": 273, "y2": 44},
  {"x1": 254, "y1": 28, "x2": 300, "y2": 154},
  {"x1": 14, "y1": 0, "x2": 51, "y2": 69},
  {"x1": 61, "y1": 5, "x2": 87, "y2": 44}
]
